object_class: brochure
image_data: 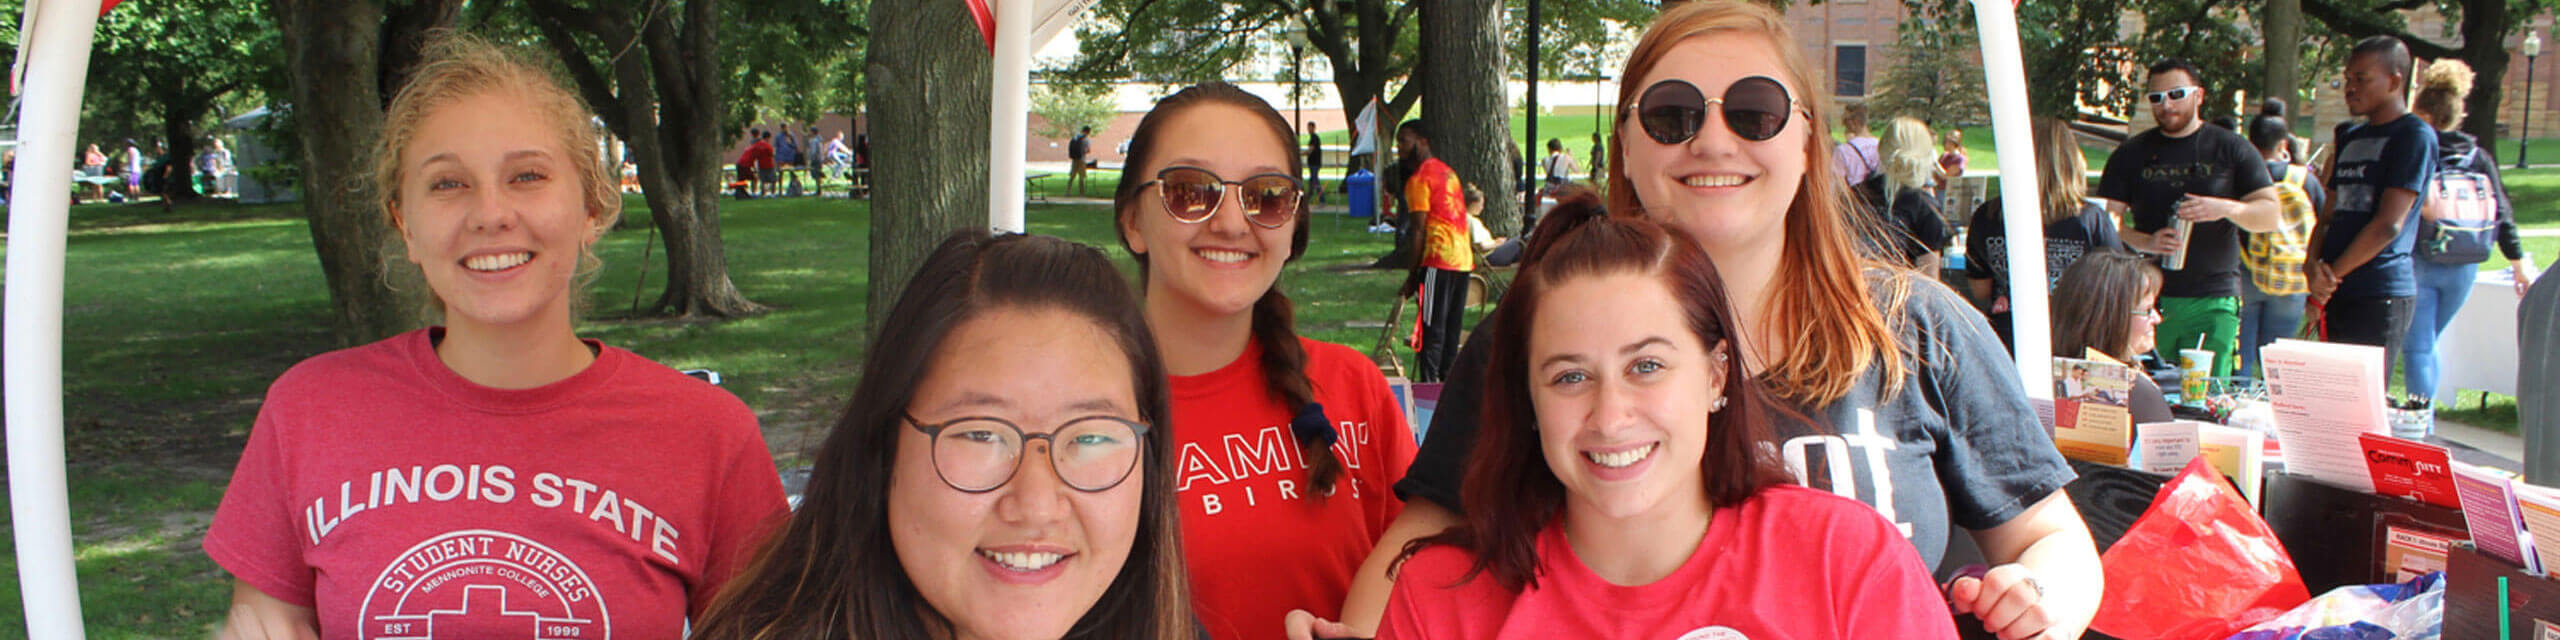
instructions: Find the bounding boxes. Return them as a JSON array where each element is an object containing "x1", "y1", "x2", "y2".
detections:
[
  {"x1": 2259, "y1": 339, "x2": 2390, "y2": 493},
  {"x1": 2510, "y1": 484, "x2": 2560, "y2": 576},
  {"x1": 2050, "y1": 354, "x2": 2138, "y2": 465},
  {"x1": 2357, "y1": 434, "x2": 2459, "y2": 509},
  {"x1": 2453, "y1": 461, "x2": 2542, "y2": 573},
  {"x1": 2136, "y1": 420, "x2": 2266, "y2": 505}
]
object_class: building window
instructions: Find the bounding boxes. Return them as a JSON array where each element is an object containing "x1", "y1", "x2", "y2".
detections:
[{"x1": 1836, "y1": 44, "x2": 1867, "y2": 97}]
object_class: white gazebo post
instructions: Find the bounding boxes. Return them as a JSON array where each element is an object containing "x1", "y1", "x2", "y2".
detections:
[
  {"x1": 1971, "y1": 0, "x2": 2052, "y2": 396},
  {"x1": 989, "y1": 0, "x2": 1034, "y2": 233},
  {"x1": 8, "y1": 0, "x2": 107, "y2": 637}
]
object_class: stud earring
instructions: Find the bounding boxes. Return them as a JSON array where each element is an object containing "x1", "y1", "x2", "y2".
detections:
[{"x1": 1711, "y1": 395, "x2": 1728, "y2": 412}]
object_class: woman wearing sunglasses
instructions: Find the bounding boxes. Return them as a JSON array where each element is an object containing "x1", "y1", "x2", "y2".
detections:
[
  {"x1": 1114, "y1": 82, "x2": 1417, "y2": 640},
  {"x1": 1376, "y1": 196, "x2": 1957, "y2": 639},
  {"x1": 694, "y1": 232, "x2": 1196, "y2": 640},
  {"x1": 1316, "y1": 3, "x2": 2102, "y2": 640}
]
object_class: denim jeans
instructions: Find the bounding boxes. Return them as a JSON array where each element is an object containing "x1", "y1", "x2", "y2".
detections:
[
  {"x1": 2406, "y1": 260, "x2": 2481, "y2": 403},
  {"x1": 2238, "y1": 284, "x2": 2307, "y2": 379}
]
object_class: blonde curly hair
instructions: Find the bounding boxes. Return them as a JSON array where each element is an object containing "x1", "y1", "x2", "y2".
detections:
[{"x1": 2414, "y1": 58, "x2": 2476, "y2": 130}]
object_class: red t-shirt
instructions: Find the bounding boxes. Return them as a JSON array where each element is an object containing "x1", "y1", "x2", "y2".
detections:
[
  {"x1": 742, "y1": 141, "x2": 777, "y2": 171},
  {"x1": 1174, "y1": 336, "x2": 1418, "y2": 640},
  {"x1": 1379, "y1": 485, "x2": 1957, "y2": 640},
  {"x1": 204, "y1": 329, "x2": 789, "y2": 639},
  {"x1": 1406, "y1": 157, "x2": 1473, "y2": 272}
]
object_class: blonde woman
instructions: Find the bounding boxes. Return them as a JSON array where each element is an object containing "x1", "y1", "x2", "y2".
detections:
[
  {"x1": 208, "y1": 33, "x2": 787, "y2": 637},
  {"x1": 1872, "y1": 116, "x2": 1950, "y2": 268}
]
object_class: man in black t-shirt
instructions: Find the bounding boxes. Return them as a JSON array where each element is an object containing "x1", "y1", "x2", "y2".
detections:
[
  {"x1": 2095, "y1": 58, "x2": 2285, "y2": 377},
  {"x1": 2312, "y1": 36, "x2": 2436, "y2": 402}
]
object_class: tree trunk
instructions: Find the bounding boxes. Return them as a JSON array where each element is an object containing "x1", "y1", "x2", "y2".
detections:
[
  {"x1": 159, "y1": 106, "x2": 203, "y2": 201},
  {"x1": 1421, "y1": 0, "x2": 1519, "y2": 236},
  {"x1": 2460, "y1": 0, "x2": 2510, "y2": 159},
  {"x1": 2262, "y1": 0, "x2": 2302, "y2": 124},
  {"x1": 271, "y1": 0, "x2": 427, "y2": 345},
  {"x1": 864, "y1": 0, "x2": 990, "y2": 330},
  {"x1": 524, "y1": 0, "x2": 762, "y2": 319}
]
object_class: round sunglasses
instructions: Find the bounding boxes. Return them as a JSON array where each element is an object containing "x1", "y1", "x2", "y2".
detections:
[
  {"x1": 1139, "y1": 166, "x2": 1303, "y2": 229},
  {"x1": 1631, "y1": 76, "x2": 1804, "y2": 145}
]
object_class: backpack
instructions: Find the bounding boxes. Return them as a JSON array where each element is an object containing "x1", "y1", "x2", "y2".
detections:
[{"x1": 2420, "y1": 147, "x2": 2498, "y2": 264}]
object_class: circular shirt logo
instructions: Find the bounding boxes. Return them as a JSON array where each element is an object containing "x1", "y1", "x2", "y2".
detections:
[
  {"x1": 1676, "y1": 627, "x2": 1750, "y2": 640},
  {"x1": 357, "y1": 530, "x2": 610, "y2": 639}
]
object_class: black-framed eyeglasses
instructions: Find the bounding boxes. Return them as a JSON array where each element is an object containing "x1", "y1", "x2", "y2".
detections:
[
  {"x1": 906, "y1": 413, "x2": 1150, "y2": 493},
  {"x1": 1138, "y1": 166, "x2": 1303, "y2": 229},
  {"x1": 2145, "y1": 86, "x2": 2198, "y2": 105},
  {"x1": 1630, "y1": 76, "x2": 1805, "y2": 145}
]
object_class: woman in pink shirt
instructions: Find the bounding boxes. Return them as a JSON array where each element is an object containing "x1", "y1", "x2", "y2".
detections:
[{"x1": 1376, "y1": 196, "x2": 1954, "y2": 640}]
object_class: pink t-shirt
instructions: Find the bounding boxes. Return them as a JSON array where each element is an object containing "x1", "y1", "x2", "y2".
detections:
[
  {"x1": 1174, "y1": 336, "x2": 1417, "y2": 640},
  {"x1": 1379, "y1": 485, "x2": 1957, "y2": 640},
  {"x1": 205, "y1": 328, "x2": 789, "y2": 639}
]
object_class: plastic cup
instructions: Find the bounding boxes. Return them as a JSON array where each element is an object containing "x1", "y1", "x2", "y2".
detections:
[
  {"x1": 2179, "y1": 348, "x2": 2214, "y2": 401},
  {"x1": 2163, "y1": 215, "x2": 2195, "y2": 271}
]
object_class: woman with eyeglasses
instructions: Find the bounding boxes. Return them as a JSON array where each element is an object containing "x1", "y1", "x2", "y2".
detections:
[
  {"x1": 692, "y1": 232, "x2": 1197, "y2": 640},
  {"x1": 2051, "y1": 251, "x2": 2175, "y2": 425},
  {"x1": 1374, "y1": 196, "x2": 1957, "y2": 639},
  {"x1": 1305, "y1": 4, "x2": 2102, "y2": 640},
  {"x1": 1114, "y1": 82, "x2": 1417, "y2": 640}
]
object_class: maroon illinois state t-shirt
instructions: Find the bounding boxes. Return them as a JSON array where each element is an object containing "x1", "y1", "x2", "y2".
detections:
[{"x1": 205, "y1": 328, "x2": 788, "y2": 638}]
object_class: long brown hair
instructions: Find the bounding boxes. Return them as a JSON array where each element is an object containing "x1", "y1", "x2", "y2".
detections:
[
  {"x1": 2050, "y1": 250, "x2": 2162, "y2": 362},
  {"x1": 1111, "y1": 83, "x2": 1346, "y2": 492},
  {"x1": 1403, "y1": 194, "x2": 1793, "y2": 592},
  {"x1": 692, "y1": 232, "x2": 1193, "y2": 640},
  {"x1": 2034, "y1": 118, "x2": 2092, "y2": 226},
  {"x1": 1605, "y1": 0, "x2": 1910, "y2": 407}
]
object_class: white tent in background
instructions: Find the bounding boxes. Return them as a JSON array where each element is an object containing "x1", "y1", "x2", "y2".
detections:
[{"x1": 3, "y1": 1, "x2": 2050, "y2": 636}]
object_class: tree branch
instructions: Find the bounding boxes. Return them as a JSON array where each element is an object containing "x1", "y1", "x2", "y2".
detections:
[
  {"x1": 2298, "y1": 0, "x2": 2461, "y2": 59},
  {"x1": 526, "y1": 12, "x2": 628, "y2": 138}
]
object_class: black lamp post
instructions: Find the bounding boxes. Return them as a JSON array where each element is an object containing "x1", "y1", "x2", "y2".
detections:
[{"x1": 2524, "y1": 31, "x2": 2543, "y2": 170}]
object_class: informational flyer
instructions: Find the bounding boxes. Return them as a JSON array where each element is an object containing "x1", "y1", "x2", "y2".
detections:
[
  {"x1": 2381, "y1": 525, "x2": 2456, "y2": 582},
  {"x1": 2050, "y1": 356, "x2": 2138, "y2": 465},
  {"x1": 2454, "y1": 461, "x2": 2542, "y2": 573},
  {"x1": 2137, "y1": 420, "x2": 2266, "y2": 505},
  {"x1": 2358, "y1": 434, "x2": 2458, "y2": 509},
  {"x1": 2259, "y1": 339, "x2": 2388, "y2": 494},
  {"x1": 2511, "y1": 485, "x2": 2560, "y2": 577}
]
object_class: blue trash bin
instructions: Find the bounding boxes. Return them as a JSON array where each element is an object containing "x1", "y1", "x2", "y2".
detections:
[{"x1": 1345, "y1": 169, "x2": 1376, "y2": 223}]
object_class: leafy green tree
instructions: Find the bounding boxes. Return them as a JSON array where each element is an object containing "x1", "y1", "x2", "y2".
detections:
[
  {"x1": 2302, "y1": 0, "x2": 2559, "y2": 155},
  {"x1": 1031, "y1": 83, "x2": 1118, "y2": 142},
  {"x1": 1867, "y1": 3, "x2": 1991, "y2": 129},
  {"x1": 83, "y1": 0, "x2": 279, "y2": 201}
]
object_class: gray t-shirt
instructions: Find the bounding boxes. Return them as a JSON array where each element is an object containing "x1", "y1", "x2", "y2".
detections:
[{"x1": 1397, "y1": 275, "x2": 2077, "y2": 571}]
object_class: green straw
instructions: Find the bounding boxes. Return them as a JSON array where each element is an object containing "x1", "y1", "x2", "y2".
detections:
[{"x1": 2502, "y1": 575, "x2": 2512, "y2": 639}]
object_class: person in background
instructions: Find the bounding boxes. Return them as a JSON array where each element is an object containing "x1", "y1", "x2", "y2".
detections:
[
  {"x1": 2096, "y1": 57, "x2": 2284, "y2": 379},
  {"x1": 1465, "y1": 184, "x2": 1526, "y2": 267},
  {"x1": 1376, "y1": 196, "x2": 1956, "y2": 639},
  {"x1": 2401, "y1": 57, "x2": 2536, "y2": 423},
  {"x1": 1113, "y1": 82, "x2": 1416, "y2": 640},
  {"x1": 1306, "y1": 121, "x2": 1326, "y2": 205},
  {"x1": 2308, "y1": 36, "x2": 2434, "y2": 408},
  {"x1": 1834, "y1": 101, "x2": 1882, "y2": 188},
  {"x1": 692, "y1": 232, "x2": 1197, "y2": 640},
  {"x1": 1935, "y1": 127, "x2": 1968, "y2": 196},
  {"x1": 1069, "y1": 125, "x2": 1094, "y2": 196},
  {"x1": 2052, "y1": 251, "x2": 2177, "y2": 425},
  {"x1": 2238, "y1": 99, "x2": 2322, "y2": 378},
  {"x1": 1875, "y1": 116, "x2": 1950, "y2": 269},
  {"x1": 1297, "y1": 3, "x2": 2103, "y2": 639},
  {"x1": 1589, "y1": 132, "x2": 1607, "y2": 184},
  {"x1": 1966, "y1": 118, "x2": 2124, "y2": 352},
  {"x1": 774, "y1": 125, "x2": 802, "y2": 195},
  {"x1": 122, "y1": 139, "x2": 147, "y2": 201},
  {"x1": 1398, "y1": 119, "x2": 1474, "y2": 384},
  {"x1": 1542, "y1": 137, "x2": 1580, "y2": 191},
  {"x1": 209, "y1": 33, "x2": 787, "y2": 637}
]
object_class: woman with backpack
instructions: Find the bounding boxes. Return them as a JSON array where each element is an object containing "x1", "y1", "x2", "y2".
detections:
[{"x1": 2407, "y1": 59, "x2": 2535, "y2": 418}]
